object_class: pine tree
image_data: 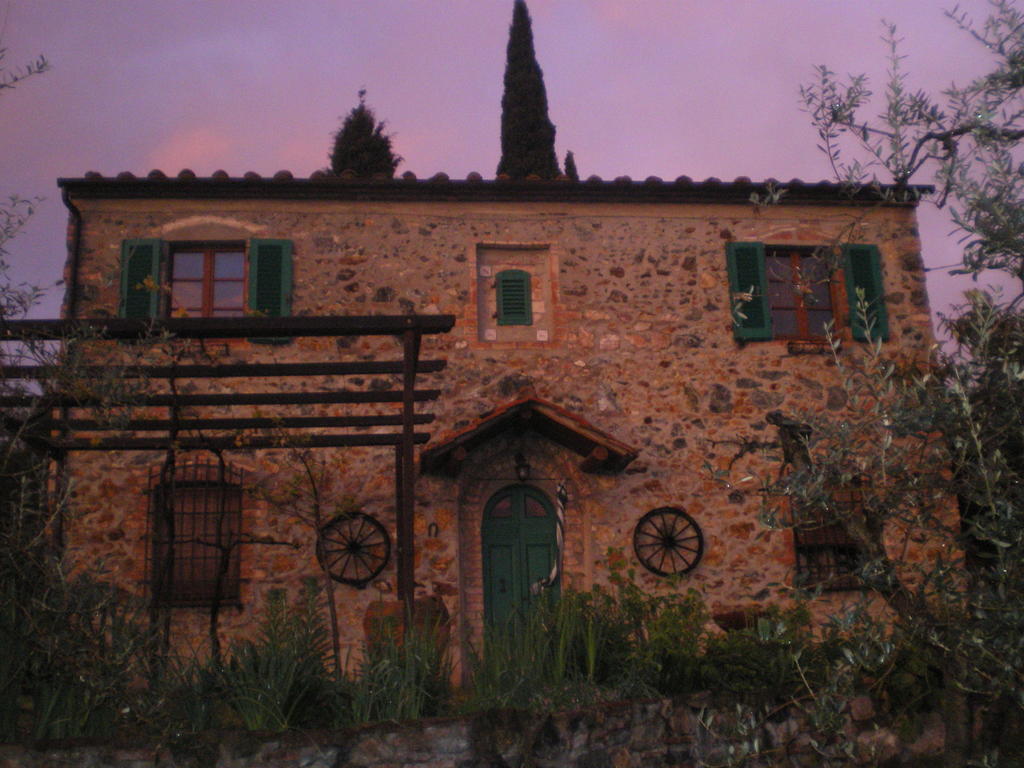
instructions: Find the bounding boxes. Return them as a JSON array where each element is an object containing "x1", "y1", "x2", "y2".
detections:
[
  {"x1": 496, "y1": 0, "x2": 559, "y2": 179},
  {"x1": 564, "y1": 150, "x2": 579, "y2": 182},
  {"x1": 329, "y1": 90, "x2": 401, "y2": 177}
]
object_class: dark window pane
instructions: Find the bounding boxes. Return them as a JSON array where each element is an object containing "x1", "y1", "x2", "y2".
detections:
[
  {"x1": 213, "y1": 282, "x2": 243, "y2": 308},
  {"x1": 768, "y1": 280, "x2": 796, "y2": 305},
  {"x1": 773, "y1": 309, "x2": 797, "y2": 336},
  {"x1": 765, "y1": 254, "x2": 792, "y2": 283},
  {"x1": 808, "y1": 310, "x2": 833, "y2": 336},
  {"x1": 171, "y1": 282, "x2": 202, "y2": 312},
  {"x1": 489, "y1": 496, "x2": 512, "y2": 518},
  {"x1": 803, "y1": 256, "x2": 830, "y2": 283},
  {"x1": 214, "y1": 252, "x2": 244, "y2": 279},
  {"x1": 806, "y1": 279, "x2": 832, "y2": 308},
  {"x1": 173, "y1": 252, "x2": 204, "y2": 279},
  {"x1": 525, "y1": 496, "x2": 548, "y2": 518}
]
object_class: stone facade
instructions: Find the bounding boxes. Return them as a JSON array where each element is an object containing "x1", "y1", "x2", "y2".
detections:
[{"x1": 58, "y1": 175, "x2": 937, "y2": 665}]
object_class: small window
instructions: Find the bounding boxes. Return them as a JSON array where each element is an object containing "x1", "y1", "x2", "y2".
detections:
[
  {"x1": 147, "y1": 461, "x2": 243, "y2": 606},
  {"x1": 793, "y1": 488, "x2": 863, "y2": 590},
  {"x1": 170, "y1": 245, "x2": 245, "y2": 317},
  {"x1": 496, "y1": 269, "x2": 532, "y2": 326}
]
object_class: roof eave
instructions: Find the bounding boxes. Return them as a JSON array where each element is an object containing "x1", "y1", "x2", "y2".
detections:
[{"x1": 57, "y1": 175, "x2": 933, "y2": 208}]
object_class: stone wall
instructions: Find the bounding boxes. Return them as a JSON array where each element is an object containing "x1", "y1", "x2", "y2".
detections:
[
  {"x1": 61, "y1": 192, "x2": 939, "y2": 662},
  {"x1": 0, "y1": 696, "x2": 946, "y2": 767}
]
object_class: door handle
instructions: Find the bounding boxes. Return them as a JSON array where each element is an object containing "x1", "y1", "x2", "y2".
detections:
[{"x1": 498, "y1": 577, "x2": 508, "y2": 594}]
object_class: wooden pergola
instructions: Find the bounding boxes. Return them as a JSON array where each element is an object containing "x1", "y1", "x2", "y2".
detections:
[{"x1": 0, "y1": 314, "x2": 455, "y2": 611}]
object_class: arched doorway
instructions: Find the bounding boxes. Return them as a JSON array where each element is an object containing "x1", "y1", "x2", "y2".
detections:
[{"x1": 481, "y1": 484, "x2": 559, "y2": 625}]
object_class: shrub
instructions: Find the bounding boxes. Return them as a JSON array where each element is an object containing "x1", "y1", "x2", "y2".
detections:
[
  {"x1": 0, "y1": 465, "x2": 153, "y2": 744},
  {"x1": 641, "y1": 588, "x2": 708, "y2": 695},
  {"x1": 699, "y1": 606, "x2": 817, "y2": 700}
]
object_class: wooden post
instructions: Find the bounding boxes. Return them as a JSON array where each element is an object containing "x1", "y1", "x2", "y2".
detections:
[{"x1": 396, "y1": 326, "x2": 420, "y2": 619}]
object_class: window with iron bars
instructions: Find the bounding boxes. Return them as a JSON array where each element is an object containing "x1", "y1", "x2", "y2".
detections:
[
  {"x1": 146, "y1": 461, "x2": 243, "y2": 606},
  {"x1": 792, "y1": 486, "x2": 863, "y2": 591}
]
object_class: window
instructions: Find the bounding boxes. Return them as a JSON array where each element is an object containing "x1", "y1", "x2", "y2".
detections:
[
  {"x1": 792, "y1": 487, "x2": 863, "y2": 590},
  {"x1": 119, "y1": 238, "x2": 292, "y2": 320},
  {"x1": 496, "y1": 269, "x2": 533, "y2": 326},
  {"x1": 147, "y1": 461, "x2": 243, "y2": 606},
  {"x1": 476, "y1": 245, "x2": 552, "y2": 343},
  {"x1": 170, "y1": 246, "x2": 245, "y2": 317},
  {"x1": 727, "y1": 242, "x2": 888, "y2": 342},
  {"x1": 765, "y1": 247, "x2": 833, "y2": 339}
]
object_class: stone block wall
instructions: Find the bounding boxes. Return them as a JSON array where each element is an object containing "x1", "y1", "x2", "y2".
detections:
[
  {"x1": 0, "y1": 695, "x2": 947, "y2": 766},
  {"x1": 60, "y1": 189, "x2": 937, "y2": 660}
]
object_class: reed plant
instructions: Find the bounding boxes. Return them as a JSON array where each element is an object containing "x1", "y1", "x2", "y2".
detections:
[
  {"x1": 217, "y1": 586, "x2": 332, "y2": 731},
  {"x1": 347, "y1": 614, "x2": 452, "y2": 723},
  {"x1": 464, "y1": 588, "x2": 643, "y2": 711}
]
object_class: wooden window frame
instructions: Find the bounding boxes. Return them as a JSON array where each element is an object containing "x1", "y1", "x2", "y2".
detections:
[{"x1": 169, "y1": 242, "x2": 247, "y2": 318}]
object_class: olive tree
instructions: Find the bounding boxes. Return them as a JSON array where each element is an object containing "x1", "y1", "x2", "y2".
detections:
[{"x1": 770, "y1": 3, "x2": 1024, "y2": 762}]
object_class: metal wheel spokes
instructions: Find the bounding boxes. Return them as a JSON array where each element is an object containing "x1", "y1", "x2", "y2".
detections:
[
  {"x1": 633, "y1": 507, "x2": 704, "y2": 576},
  {"x1": 317, "y1": 512, "x2": 390, "y2": 587}
]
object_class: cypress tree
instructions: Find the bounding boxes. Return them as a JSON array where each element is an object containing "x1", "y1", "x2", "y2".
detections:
[
  {"x1": 564, "y1": 150, "x2": 579, "y2": 182},
  {"x1": 329, "y1": 90, "x2": 401, "y2": 177},
  {"x1": 496, "y1": 0, "x2": 559, "y2": 179}
]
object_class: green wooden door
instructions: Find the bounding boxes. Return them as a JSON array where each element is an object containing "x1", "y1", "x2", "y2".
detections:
[{"x1": 482, "y1": 484, "x2": 559, "y2": 626}]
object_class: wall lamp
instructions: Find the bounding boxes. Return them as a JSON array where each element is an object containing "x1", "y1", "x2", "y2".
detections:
[{"x1": 514, "y1": 452, "x2": 531, "y2": 482}]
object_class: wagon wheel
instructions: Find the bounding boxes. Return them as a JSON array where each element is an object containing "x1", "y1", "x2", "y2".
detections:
[
  {"x1": 316, "y1": 512, "x2": 390, "y2": 587},
  {"x1": 633, "y1": 507, "x2": 704, "y2": 576}
]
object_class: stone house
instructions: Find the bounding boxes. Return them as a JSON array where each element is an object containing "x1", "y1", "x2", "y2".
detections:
[{"x1": 56, "y1": 171, "x2": 936, "y2": 663}]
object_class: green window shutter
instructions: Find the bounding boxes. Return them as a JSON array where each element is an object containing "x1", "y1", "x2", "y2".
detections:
[
  {"x1": 843, "y1": 244, "x2": 888, "y2": 342},
  {"x1": 248, "y1": 239, "x2": 293, "y2": 344},
  {"x1": 249, "y1": 239, "x2": 293, "y2": 317},
  {"x1": 119, "y1": 239, "x2": 163, "y2": 318},
  {"x1": 726, "y1": 242, "x2": 771, "y2": 340},
  {"x1": 496, "y1": 269, "x2": 532, "y2": 326}
]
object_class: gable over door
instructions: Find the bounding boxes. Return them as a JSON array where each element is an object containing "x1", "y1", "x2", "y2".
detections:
[{"x1": 482, "y1": 484, "x2": 558, "y2": 626}]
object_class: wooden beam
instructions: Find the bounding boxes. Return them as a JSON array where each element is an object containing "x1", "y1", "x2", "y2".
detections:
[
  {"x1": 38, "y1": 414, "x2": 435, "y2": 432},
  {"x1": 0, "y1": 389, "x2": 441, "y2": 409},
  {"x1": 0, "y1": 314, "x2": 456, "y2": 341},
  {"x1": 55, "y1": 433, "x2": 430, "y2": 451},
  {"x1": 443, "y1": 446, "x2": 468, "y2": 477},
  {"x1": 0, "y1": 359, "x2": 446, "y2": 380},
  {"x1": 580, "y1": 445, "x2": 610, "y2": 474}
]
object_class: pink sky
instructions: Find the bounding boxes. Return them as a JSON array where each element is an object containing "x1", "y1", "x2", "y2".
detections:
[{"x1": 0, "y1": 0, "x2": 1010, "y2": 327}]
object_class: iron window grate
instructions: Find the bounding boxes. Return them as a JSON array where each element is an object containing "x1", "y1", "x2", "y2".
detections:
[
  {"x1": 146, "y1": 460, "x2": 244, "y2": 606},
  {"x1": 792, "y1": 488, "x2": 863, "y2": 591}
]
